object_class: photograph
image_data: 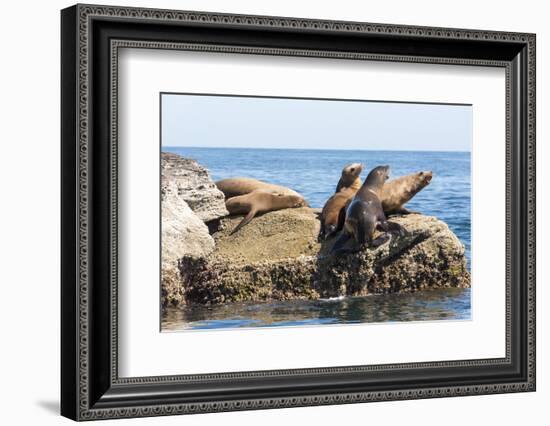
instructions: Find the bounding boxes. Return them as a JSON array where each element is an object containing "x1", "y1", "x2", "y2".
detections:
[
  {"x1": 59, "y1": 3, "x2": 536, "y2": 420},
  {"x1": 160, "y1": 93, "x2": 472, "y2": 331}
]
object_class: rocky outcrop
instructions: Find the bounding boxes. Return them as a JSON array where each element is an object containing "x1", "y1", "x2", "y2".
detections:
[
  {"x1": 177, "y1": 208, "x2": 470, "y2": 305},
  {"x1": 161, "y1": 182, "x2": 216, "y2": 306},
  {"x1": 161, "y1": 152, "x2": 228, "y2": 222},
  {"x1": 315, "y1": 214, "x2": 470, "y2": 297},
  {"x1": 161, "y1": 152, "x2": 228, "y2": 306},
  {"x1": 160, "y1": 153, "x2": 470, "y2": 307},
  {"x1": 162, "y1": 182, "x2": 215, "y2": 260}
]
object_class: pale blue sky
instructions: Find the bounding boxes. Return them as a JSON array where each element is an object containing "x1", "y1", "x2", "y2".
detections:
[{"x1": 161, "y1": 93, "x2": 472, "y2": 152}]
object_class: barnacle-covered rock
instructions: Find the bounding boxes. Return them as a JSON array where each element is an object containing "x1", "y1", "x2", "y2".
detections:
[{"x1": 176, "y1": 208, "x2": 470, "y2": 305}]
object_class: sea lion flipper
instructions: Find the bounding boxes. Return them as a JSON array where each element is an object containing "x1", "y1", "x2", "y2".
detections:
[
  {"x1": 377, "y1": 220, "x2": 389, "y2": 232},
  {"x1": 385, "y1": 220, "x2": 408, "y2": 237},
  {"x1": 336, "y1": 205, "x2": 347, "y2": 232},
  {"x1": 389, "y1": 207, "x2": 417, "y2": 216},
  {"x1": 230, "y1": 209, "x2": 257, "y2": 235},
  {"x1": 317, "y1": 218, "x2": 325, "y2": 242},
  {"x1": 396, "y1": 208, "x2": 412, "y2": 215},
  {"x1": 330, "y1": 231, "x2": 352, "y2": 255},
  {"x1": 372, "y1": 233, "x2": 391, "y2": 247},
  {"x1": 324, "y1": 224, "x2": 338, "y2": 240}
]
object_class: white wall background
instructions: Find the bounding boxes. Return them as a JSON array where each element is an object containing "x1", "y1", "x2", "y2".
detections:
[{"x1": 0, "y1": 0, "x2": 546, "y2": 424}]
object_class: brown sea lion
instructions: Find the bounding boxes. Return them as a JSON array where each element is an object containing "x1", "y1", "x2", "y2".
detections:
[
  {"x1": 216, "y1": 177, "x2": 301, "y2": 199},
  {"x1": 330, "y1": 165, "x2": 405, "y2": 254},
  {"x1": 335, "y1": 163, "x2": 363, "y2": 193},
  {"x1": 225, "y1": 190, "x2": 307, "y2": 234},
  {"x1": 321, "y1": 170, "x2": 432, "y2": 240},
  {"x1": 319, "y1": 163, "x2": 364, "y2": 241},
  {"x1": 379, "y1": 171, "x2": 433, "y2": 215},
  {"x1": 319, "y1": 187, "x2": 357, "y2": 240}
]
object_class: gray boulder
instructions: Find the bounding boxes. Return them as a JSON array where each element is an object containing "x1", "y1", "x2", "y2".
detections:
[
  {"x1": 161, "y1": 182, "x2": 215, "y2": 307},
  {"x1": 161, "y1": 152, "x2": 228, "y2": 222}
]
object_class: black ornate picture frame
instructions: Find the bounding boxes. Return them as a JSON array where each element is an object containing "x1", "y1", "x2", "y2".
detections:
[{"x1": 61, "y1": 4, "x2": 536, "y2": 421}]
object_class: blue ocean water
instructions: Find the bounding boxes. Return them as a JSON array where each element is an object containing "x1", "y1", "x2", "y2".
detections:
[
  {"x1": 163, "y1": 288, "x2": 471, "y2": 331},
  {"x1": 162, "y1": 146, "x2": 471, "y2": 330},
  {"x1": 164, "y1": 146, "x2": 471, "y2": 264}
]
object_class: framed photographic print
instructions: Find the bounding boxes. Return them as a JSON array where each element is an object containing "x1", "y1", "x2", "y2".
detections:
[{"x1": 61, "y1": 4, "x2": 536, "y2": 421}]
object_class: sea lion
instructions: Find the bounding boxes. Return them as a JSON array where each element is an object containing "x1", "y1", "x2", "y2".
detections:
[
  {"x1": 321, "y1": 169, "x2": 432, "y2": 241},
  {"x1": 335, "y1": 163, "x2": 363, "y2": 193},
  {"x1": 225, "y1": 190, "x2": 307, "y2": 234},
  {"x1": 330, "y1": 165, "x2": 405, "y2": 254},
  {"x1": 379, "y1": 171, "x2": 433, "y2": 215},
  {"x1": 319, "y1": 163, "x2": 364, "y2": 241},
  {"x1": 216, "y1": 177, "x2": 301, "y2": 199},
  {"x1": 319, "y1": 187, "x2": 357, "y2": 240}
]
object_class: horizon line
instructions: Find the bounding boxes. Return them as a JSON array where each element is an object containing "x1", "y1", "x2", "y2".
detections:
[{"x1": 162, "y1": 145, "x2": 471, "y2": 154}]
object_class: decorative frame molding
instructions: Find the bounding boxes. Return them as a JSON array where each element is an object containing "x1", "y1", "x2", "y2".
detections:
[{"x1": 61, "y1": 4, "x2": 535, "y2": 421}]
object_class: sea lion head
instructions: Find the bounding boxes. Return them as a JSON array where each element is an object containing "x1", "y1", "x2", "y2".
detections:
[
  {"x1": 288, "y1": 194, "x2": 308, "y2": 208},
  {"x1": 342, "y1": 163, "x2": 363, "y2": 179},
  {"x1": 417, "y1": 170, "x2": 433, "y2": 187},
  {"x1": 402, "y1": 171, "x2": 433, "y2": 200},
  {"x1": 365, "y1": 165, "x2": 390, "y2": 189},
  {"x1": 336, "y1": 163, "x2": 364, "y2": 192}
]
